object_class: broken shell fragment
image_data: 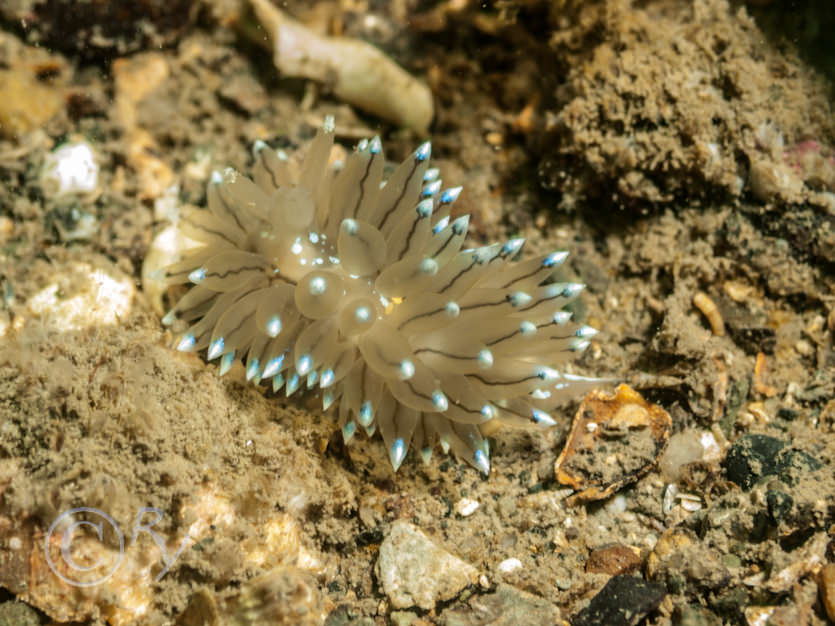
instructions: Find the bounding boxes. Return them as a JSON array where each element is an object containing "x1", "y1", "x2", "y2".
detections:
[
  {"x1": 554, "y1": 383, "x2": 672, "y2": 502},
  {"x1": 248, "y1": 0, "x2": 433, "y2": 133}
]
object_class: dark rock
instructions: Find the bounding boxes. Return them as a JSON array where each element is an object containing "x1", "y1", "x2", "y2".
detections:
[
  {"x1": 766, "y1": 490, "x2": 794, "y2": 525},
  {"x1": 723, "y1": 434, "x2": 822, "y2": 491},
  {"x1": 722, "y1": 434, "x2": 787, "y2": 490},
  {"x1": 571, "y1": 575, "x2": 666, "y2": 626},
  {"x1": 776, "y1": 408, "x2": 799, "y2": 420},
  {"x1": 775, "y1": 447, "x2": 822, "y2": 485}
]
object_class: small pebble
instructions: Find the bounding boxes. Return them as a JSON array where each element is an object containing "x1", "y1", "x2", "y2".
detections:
[
  {"x1": 454, "y1": 498, "x2": 479, "y2": 517},
  {"x1": 498, "y1": 558, "x2": 522, "y2": 574},
  {"x1": 485, "y1": 131, "x2": 504, "y2": 147},
  {"x1": 723, "y1": 280, "x2": 755, "y2": 303},
  {"x1": 586, "y1": 544, "x2": 641, "y2": 576},
  {"x1": 42, "y1": 141, "x2": 99, "y2": 195},
  {"x1": 646, "y1": 527, "x2": 696, "y2": 579},
  {"x1": 375, "y1": 520, "x2": 478, "y2": 610},
  {"x1": 659, "y1": 431, "x2": 705, "y2": 481},
  {"x1": 605, "y1": 494, "x2": 628, "y2": 514},
  {"x1": 794, "y1": 339, "x2": 814, "y2": 356}
]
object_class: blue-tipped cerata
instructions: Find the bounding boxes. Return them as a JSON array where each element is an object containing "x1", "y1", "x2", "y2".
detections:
[{"x1": 159, "y1": 121, "x2": 600, "y2": 476}]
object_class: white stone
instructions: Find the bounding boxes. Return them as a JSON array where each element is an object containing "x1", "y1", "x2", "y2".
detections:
[
  {"x1": 498, "y1": 558, "x2": 522, "y2": 574},
  {"x1": 700, "y1": 431, "x2": 722, "y2": 463},
  {"x1": 43, "y1": 142, "x2": 98, "y2": 195},
  {"x1": 454, "y1": 497, "x2": 479, "y2": 517},
  {"x1": 376, "y1": 520, "x2": 478, "y2": 610}
]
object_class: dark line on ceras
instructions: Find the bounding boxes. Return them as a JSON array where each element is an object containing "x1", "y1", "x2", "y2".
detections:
[
  {"x1": 485, "y1": 248, "x2": 505, "y2": 266},
  {"x1": 378, "y1": 160, "x2": 419, "y2": 231},
  {"x1": 486, "y1": 328, "x2": 520, "y2": 347},
  {"x1": 413, "y1": 347, "x2": 474, "y2": 360},
  {"x1": 485, "y1": 321, "x2": 571, "y2": 348},
  {"x1": 430, "y1": 230, "x2": 455, "y2": 259},
  {"x1": 548, "y1": 332, "x2": 575, "y2": 341},
  {"x1": 350, "y1": 153, "x2": 375, "y2": 219},
  {"x1": 448, "y1": 398, "x2": 484, "y2": 417},
  {"x1": 404, "y1": 380, "x2": 434, "y2": 407},
  {"x1": 518, "y1": 291, "x2": 565, "y2": 313},
  {"x1": 500, "y1": 265, "x2": 541, "y2": 290},
  {"x1": 436, "y1": 255, "x2": 479, "y2": 294},
  {"x1": 396, "y1": 208, "x2": 427, "y2": 261},
  {"x1": 457, "y1": 296, "x2": 508, "y2": 313},
  {"x1": 258, "y1": 150, "x2": 280, "y2": 190},
  {"x1": 206, "y1": 264, "x2": 268, "y2": 281},
  {"x1": 196, "y1": 285, "x2": 262, "y2": 344},
  {"x1": 215, "y1": 189, "x2": 246, "y2": 233},
  {"x1": 185, "y1": 217, "x2": 239, "y2": 247},
  {"x1": 466, "y1": 372, "x2": 540, "y2": 386},
  {"x1": 269, "y1": 272, "x2": 298, "y2": 287},
  {"x1": 397, "y1": 306, "x2": 446, "y2": 332}
]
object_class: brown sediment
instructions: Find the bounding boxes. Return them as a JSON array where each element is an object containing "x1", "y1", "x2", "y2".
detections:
[{"x1": 0, "y1": 1, "x2": 833, "y2": 623}]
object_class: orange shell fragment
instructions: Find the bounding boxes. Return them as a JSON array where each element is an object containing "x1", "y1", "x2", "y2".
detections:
[{"x1": 555, "y1": 383, "x2": 672, "y2": 503}]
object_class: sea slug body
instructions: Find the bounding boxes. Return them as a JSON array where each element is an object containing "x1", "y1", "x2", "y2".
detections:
[{"x1": 161, "y1": 118, "x2": 600, "y2": 474}]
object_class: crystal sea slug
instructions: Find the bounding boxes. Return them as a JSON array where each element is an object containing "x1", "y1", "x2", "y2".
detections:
[{"x1": 160, "y1": 118, "x2": 600, "y2": 474}]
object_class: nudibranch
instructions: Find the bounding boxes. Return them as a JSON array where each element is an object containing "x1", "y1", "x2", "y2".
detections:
[{"x1": 160, "y1": 117, "x2": 600, "y2": 474}]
